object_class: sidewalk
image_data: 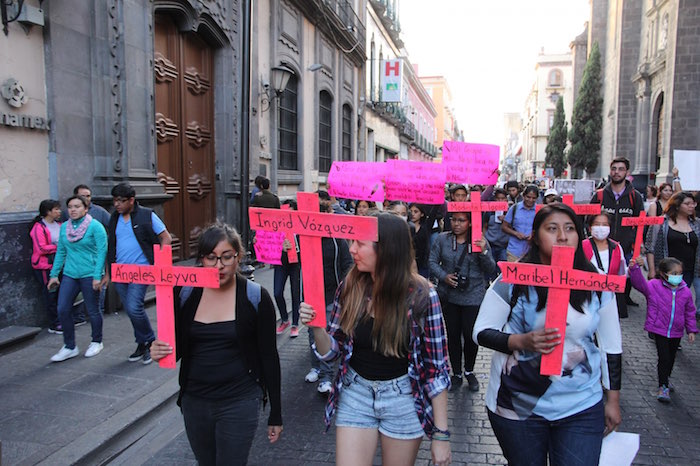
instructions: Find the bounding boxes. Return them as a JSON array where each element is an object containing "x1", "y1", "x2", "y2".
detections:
[
  {"x1": 2, "y1": 275, "x2": 699, "y2": 465},
  {"x1": 0, "y1": 265, "x2": 278, "y2": 466}
]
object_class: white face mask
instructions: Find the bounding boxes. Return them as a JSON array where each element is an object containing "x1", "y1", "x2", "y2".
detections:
[{"x1": 591, "y1": 225, "x2": 610, "y2": 241}]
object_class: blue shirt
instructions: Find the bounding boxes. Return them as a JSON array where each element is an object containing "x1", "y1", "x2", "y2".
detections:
[
  {"x1": 504, "y1": 201, "x2": 536, "y2": 257},
  {"x1": 115, "y1": 212, "x2": 166, "y2": 264}
]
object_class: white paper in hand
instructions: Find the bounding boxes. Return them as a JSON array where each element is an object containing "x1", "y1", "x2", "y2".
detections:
[{"x1": 598, "y1": 431, "x2": 640, "y2": 466}]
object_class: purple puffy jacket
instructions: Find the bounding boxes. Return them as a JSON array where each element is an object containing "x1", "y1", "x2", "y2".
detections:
[{"x1": 629, "y1": 264, "x2": 698, "y2": 338}]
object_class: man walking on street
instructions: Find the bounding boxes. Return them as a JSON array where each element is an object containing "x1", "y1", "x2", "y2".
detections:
[
  {"x1": 251, "y1": 177, "x2": 280, "y2": 209},
  {"x1": 106, "y1": 183, "x2": 172, "y2": 364},
  {"x1": 590, "y1": 157, "x2": 645, "y2": 316}
]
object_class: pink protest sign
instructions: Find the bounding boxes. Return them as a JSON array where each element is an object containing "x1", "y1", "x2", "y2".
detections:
[
  {"x1": 384, "y1": 159, "x2": 446, "y2": 204},
  {"x1": 442, "y1": 141, "x2": 500, "y2": 184},
  {"x1": 327, "y1": 161, "x2": 386, "y2": 202},
  {"x1": 254, "y1": 230, "x2": 285, "y2": 265},
  {"x1": 110, "y1": 245, "x2": 220, "y2": 369}
]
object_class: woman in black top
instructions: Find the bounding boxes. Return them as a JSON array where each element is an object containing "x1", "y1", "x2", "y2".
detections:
[
  {"x1": 151, "y1": 223, "x2": 282, "y2": 466},
  {"x1": 646, "y1": 192, "x2": 700, "y2": 290},
  {"x1": 409, "y1": 203, "x2": 439, "y2": 279}
]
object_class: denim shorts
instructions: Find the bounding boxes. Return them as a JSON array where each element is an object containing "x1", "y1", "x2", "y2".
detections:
[{"x1": 335, "y1": 367, "x2": 424, "y2": 440}]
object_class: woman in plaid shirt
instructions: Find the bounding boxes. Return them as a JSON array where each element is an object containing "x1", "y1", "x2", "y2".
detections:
[{"x1": 301, "y1": 213, "x2": 452, "y2": 465}]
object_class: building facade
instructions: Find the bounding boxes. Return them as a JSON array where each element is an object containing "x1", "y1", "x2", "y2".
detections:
[
  {"x1": 418, "y1": 75, "x2": 461, "y2": 158},
  {"x1": 251, "y1": 0, "x2": 366, "y2": 197},
  {"x1": 519, "y1": 51, "x2": 574, "y2": 182},
  {"x1": 583, "y1": 0, "x2": 699, "y2": 189},
  {"x1": 0, "y1": 0, "x2": 242, "y2": 327}
]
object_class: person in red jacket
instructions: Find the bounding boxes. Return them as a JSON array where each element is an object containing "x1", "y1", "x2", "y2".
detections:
[
  {"x1": 29, "y1": 199, "x2": 63, "y2": 333},
  {"x1": 582, "y1": 212, "x2": 628, "y2": 318}
]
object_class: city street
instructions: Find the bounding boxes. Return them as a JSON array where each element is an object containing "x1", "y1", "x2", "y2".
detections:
[{"x1": 0, "y1": 265, "x2": 698, "y2": 465}]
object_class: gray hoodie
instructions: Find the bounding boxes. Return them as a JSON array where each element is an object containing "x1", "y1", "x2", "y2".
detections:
[{"x1": 429, "y1": 231, "x2": 496, "y2": 306}]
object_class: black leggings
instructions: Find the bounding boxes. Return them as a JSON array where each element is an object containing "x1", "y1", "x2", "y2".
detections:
[
  {"x1": 654, "y1": 334, "x2": 681, "y2": 387},
  {"x1": 442, "y1": 302, "x2": 479, "y2": 374}
]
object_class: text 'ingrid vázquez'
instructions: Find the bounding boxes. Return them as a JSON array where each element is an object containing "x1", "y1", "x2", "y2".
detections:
[
  {"x1": 250, "y1": 210, "x2": 360, "y2": 237},
  {"x1": 501, "y1": 263, "x2": 624, "y2": 293}
]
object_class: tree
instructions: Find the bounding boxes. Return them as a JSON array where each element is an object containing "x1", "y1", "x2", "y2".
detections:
[
  {"x1": 545, "y1": 97, "x2": 568, "y2": 178},
  {"x1": 568, "y1": 41, "x2": 603, "y2": 178}
]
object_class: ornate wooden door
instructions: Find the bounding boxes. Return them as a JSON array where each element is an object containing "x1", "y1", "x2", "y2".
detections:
[{"x1": 154, "y1": 15, "x2": 215, "y2": 260}]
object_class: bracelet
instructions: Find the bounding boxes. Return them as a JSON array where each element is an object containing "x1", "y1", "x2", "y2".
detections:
[
  {"x1": 673, "y1": 177, "x2": 681, "y2": 182},
  {"x1": 432, "y1": 432, "x2": 450, "y2": 441}
]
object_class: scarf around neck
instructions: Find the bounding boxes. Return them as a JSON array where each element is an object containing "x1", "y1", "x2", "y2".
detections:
[{"x1": 66, "y1": 214, "x2": 93, "y2": 242}]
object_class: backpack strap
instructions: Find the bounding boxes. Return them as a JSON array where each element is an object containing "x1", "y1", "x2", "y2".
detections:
[
  {"x1": 597, "y1": 189, "x2": 603, "y2": 203},
  {"x1": 246, "y1": 280, "x2": 261, "y2": 312}
]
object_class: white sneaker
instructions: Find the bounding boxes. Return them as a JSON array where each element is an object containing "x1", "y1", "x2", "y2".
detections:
[
  {"x1": 305, "y1": 368, "x2": 320, "y2": 383},
  {"x1": 51, "y1": 345, "x2": 79, "y2": 362},
  {"x1": 85, "y1": 342, "x2": 104, "y2": 358},
  {"x1": 317, "y1": 381, "x2": 332, "y2": 394}
]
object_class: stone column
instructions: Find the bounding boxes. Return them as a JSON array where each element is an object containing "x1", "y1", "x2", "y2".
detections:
[{"x1": 632, "y1": 71, "x2": 651, "y2": 190}]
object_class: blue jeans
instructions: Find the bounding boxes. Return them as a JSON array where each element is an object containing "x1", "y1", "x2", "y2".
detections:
[
  {"x1": 181, "y1": 392, "x2": 260, "y2": 466},
  {"x1": 273, "y1": 263, "x2": 300, "y2": 326},
  {"x1": 309, "y1": 304, "x2": 335, "y2": 383},
  {"x1": 57, "y1": 276, "x2": 102, "y2": 349},
  {"x1": 33, "y1": 269, "x2": 59, "y2": 328},
  {"x1": 488, "y1": 244, "x2": 508, "y2": 281},
  {"x1": 693, "y1": 278, "x2": 700, "y2": 315},
  {"x1": 488, "y1": 400, "x2": 604, "y2": 466},
  {"x1": 114, "y1": 282, "x2": 155, "y2": 345}
]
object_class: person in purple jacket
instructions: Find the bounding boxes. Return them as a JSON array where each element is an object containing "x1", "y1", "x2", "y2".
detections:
[{"x1": 629, "y1": 256, "x2": 697, "y2": 403}]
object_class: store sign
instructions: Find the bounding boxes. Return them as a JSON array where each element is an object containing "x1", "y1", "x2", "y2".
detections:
[
  {"x1": 1, "y1": 78, "x2": 50, "y2": 131},
  {"x1": 380, "y1": 59, "x2": 402, "y2": 102}
]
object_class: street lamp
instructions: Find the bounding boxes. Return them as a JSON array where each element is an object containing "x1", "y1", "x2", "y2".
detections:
[{"x1": 260, "y1": 64, "x2": 295, "y2": 112}]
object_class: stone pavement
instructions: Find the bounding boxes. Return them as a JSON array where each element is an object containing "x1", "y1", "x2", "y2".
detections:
[{"x1": 2, "y1": 267, "x2": 699, "y2": 465}]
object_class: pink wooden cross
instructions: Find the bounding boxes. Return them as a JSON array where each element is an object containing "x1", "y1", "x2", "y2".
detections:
[
  {"x1": 621, "y1": 211, "x2": 664, "y2": 259},
  {"x1": 536, "y1": 194, "x2": 601, "y2": 215},
  {"x1": 447, "y1": 190, "x2": 509, "y2": 252},
  {"x1": 111, "y1": 245, "x2": 220, "y2": 368},
  {"x1": 498, "y1": 245, "x2": 626, "y2": 376},
  {"x1": 249, "y1": 192, "x2": 378, "y2": 327}
]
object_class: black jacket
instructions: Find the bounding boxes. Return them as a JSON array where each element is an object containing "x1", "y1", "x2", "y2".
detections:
[
  {"x1": 322, "y1": 237, "x2": 353, "y2": 306},
  {"x1": 174, "y1": 275, "x2": 282, "y2": 426},
  {"x1": 107, "y1": 202, "x2": 159, "y2": 265},
  {"x1": 590, "y1": 181, "x2": 644, "y2": 255}
]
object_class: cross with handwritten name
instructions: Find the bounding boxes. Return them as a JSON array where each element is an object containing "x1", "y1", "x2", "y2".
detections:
[
  {"x1": 621, "y1": 211, "x2": 664, "y2": 259},
  {"x1": 447, "y1": 191, "x2": 509, "y2": 252},
  {"x1": 250, "y1": 192, "x2": 378, "y2": 327},
  {"x1": 498, "y1": 245, "x2": 626, "y2": 375},
  {"x1": 111, "y1": 245, "x2": 220, "y2": 368},
  {"x1": 536, "y1": 194, "x2": 601, "y2": 215}
]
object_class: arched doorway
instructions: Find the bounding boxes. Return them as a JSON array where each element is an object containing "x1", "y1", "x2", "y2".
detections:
[
  {"x1": 154, "y1": 14, "x2": 216, "y2": 260},
  {"x1": 650, "y1": 92, "x2": 664, "y2": 176}
]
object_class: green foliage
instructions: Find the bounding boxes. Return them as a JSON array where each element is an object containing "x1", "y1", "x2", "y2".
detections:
[
  {"x1": 568, "y1": 42, "x2": 603, "y2": 177},
  {"x1": 545, "y1": 97, "x2": 568, "y2": 178}
]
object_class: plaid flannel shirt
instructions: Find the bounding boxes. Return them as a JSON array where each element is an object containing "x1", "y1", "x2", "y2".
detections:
[{"x1": 313, "y1": 283, "x2": 451, "y2": 437}]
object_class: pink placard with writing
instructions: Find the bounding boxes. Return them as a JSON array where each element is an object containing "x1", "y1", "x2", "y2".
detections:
[
  {"x1": 442, "y1": 141, "x2": 500, "y2": 185},
  {"x1": 384, "y1": 159, "x2": 446, "y2": 204},
  {"x1": 254, "y1": 230, "x2": 286, "y2": 265},
  {"x1": 327, "y1": 161, "x2": 386, "y2": 202}
]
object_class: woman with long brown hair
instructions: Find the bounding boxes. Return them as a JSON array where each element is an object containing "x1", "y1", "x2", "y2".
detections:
[{"x1": 300, "y1": 213, "x2": 452, "y2": 466}]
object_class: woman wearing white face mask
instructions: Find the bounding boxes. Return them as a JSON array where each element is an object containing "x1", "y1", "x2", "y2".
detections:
[{"x1": 583, "y1": 213, "x2": 629, "y2": 318}]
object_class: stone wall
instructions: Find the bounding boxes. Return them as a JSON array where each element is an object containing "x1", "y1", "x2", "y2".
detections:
[{"x1": 670, "y1": 0, "x2": 700, "y2": 154}]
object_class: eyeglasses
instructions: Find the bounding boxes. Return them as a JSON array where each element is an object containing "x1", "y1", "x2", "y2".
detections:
[
  {"x1": 452, "y1": 218, "x2": 468, "y2": 223},
  {"x1": 113, "y1": 197, "x2": 131, "y2": 204},
  {"x1": 201, "y1": 252, "x2": 239, "y2": 266}
]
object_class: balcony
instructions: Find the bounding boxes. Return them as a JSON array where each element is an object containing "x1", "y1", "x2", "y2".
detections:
[
  {"x1": 372, "y1": 101, "x2": 403, "y2": 126},
  {"x1": 399, "y1": 117, "x2": 416, "y2": 141},
  {"x1": 289, "y1": 0, "x2": 366, "y2": 66}
]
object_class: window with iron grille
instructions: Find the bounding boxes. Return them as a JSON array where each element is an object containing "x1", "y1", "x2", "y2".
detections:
[
  {"x1": 278, "y1": 75, "x2": 298, "y2": 170},
  {"x1": 319, "y1": 91, "x2": 333, "y2": 173},
  {"x1": 342, "y1": 104, "x2": 352, "y2": 161}
]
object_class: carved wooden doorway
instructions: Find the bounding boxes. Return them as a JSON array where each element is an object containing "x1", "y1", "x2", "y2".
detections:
[{"x1": 154, "y1": 14, "x2": 215, "y2": 260}]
